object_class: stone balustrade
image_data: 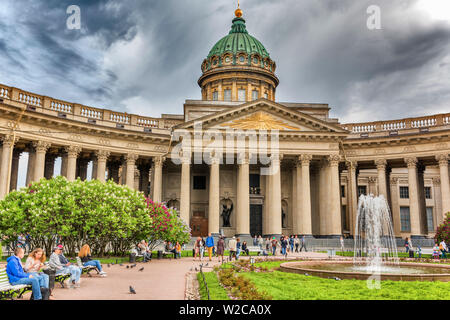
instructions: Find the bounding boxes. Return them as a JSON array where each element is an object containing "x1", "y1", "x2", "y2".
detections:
[
  {"x1": 0, "y1": 83, "x2": 183, "y2": 131},
  {"x1": 343, "y1": 113, "x2": 450, "y2": 136}
]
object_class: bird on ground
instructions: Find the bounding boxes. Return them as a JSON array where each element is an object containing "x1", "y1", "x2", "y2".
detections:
[
  {"x1": 129, "y1": 286, "x2": 136, "y2": 294},
  {"x1": 139, "y1": 267, "x2": 144, "y2": 272},
  {"x1": 107, "y1": 264, "x2": 110, "y2": 268},
  {"x1": 304, "y1": 273, "x2": 310, "y2": 276},
  {"x1": 131, "y1": 264, "x2": 137, "y2": 268},
  {"x1": 334, "y1": 277, "x2": 342, "y2": 281},
  {"x1": 205, "y1": 263, "x2": 208, "y2": 267},
  {"x1": 126, "y1": 265, "x2": 129, "y2": 269},
  {"x1": 190, "y1": 267, "x2": 193, "y2": 271},
  {"x1": 119, "y1": 263, "x2": 123, "y2": 266},
  {"x1": 195, "y1": 267, "x2": 198, "y2": 271}
]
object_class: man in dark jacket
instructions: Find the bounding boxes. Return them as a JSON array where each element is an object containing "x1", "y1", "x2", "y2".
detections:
[{"x1": 6, "y1": 247, "x2": 48, "y2": 300}]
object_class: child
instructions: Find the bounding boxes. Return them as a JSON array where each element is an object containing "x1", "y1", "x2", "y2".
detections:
[
  {"x1": 415, "y1": 246, "x2": 422, "y2": 259},
  {"x1": 432, "y1": 244, "x2": 440, "y2": 260}
]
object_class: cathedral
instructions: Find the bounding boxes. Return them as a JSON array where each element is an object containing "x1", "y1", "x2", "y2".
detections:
[{"x1": 0, "y1": 7, "x2": 449, "y2": 242}]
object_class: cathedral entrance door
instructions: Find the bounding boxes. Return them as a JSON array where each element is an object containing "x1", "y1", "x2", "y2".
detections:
[{"x1": 250, "y1": 204, "x2": 263, "y2": 237}]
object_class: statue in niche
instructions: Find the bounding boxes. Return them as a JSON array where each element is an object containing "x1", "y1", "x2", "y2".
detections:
[
  {"x1": 282, "y1": 208, "x2": 286, "y2": 229},
  {"x1": 221, "y1": 201, "x2": 233, "y2": 227}
]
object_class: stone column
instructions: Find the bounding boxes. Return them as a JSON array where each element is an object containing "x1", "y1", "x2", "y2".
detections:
[
  {"x1": 95, "y1": 150, "x2": 110, "y2": 182},
  {"x1": 247, "y1": 82, "x2": 252, "y2": 101},
  {"x1": 9, "y1": 150, "x2": 22, "y2": 191},
  {"x1": 318, "y1": 159, "x2": 329, "y2": 236},
  {"x1": 179, "y1": 154, "x2": 191, "y2": 225},
  {"x1": 0, "y1": 135, "x2": 17, "y2": 198},
  {"x1": 153, "y1": 156, "x2": 165, "y2": 202},
  {"x1": 296, "y1": 154, "x2": 312, "y2": 236},
  {"x1": 91, "y1": 159, "x2": 98, "y2": 181},
  {"x1": 267, "y1": 154, "x2": 282, "y2": 237},
  {"x1": 218, "y1": 80, "x2": 223, "y2": 101},
  {"x1": 33, "y1": 141, "x2": 51, "y2": 182},
  {"x1": 346, "y1": 161, "x2": 358, "y2": 237},
  {"x1": 236, "y1": 153, "x2": 250, "y2": 236},
  {"x1": 60, "y1": 153, "x2": 68, "y2": 178},
  {"x1": 375, "y1": 159, "x2": 388, "y2": 198},
  {"x1": 26, "y1": 150, "x2": 36, "y2": 186},
  {"x1": 208, "y1": 155, "x2": 220, "y2": 235},
  {"x1": 44, "y1": 154, "x2": 57, "y2": 180},
  {"x1": 327, "y1": 155, "x2": 342, "y2": 237},
  {"x1": 404, "y1": 157, "x2": 422, "y2": 237},
  {"x1": 436, "y1": 154, "x2": 450, "y2": 218},
  {"x1": 390, "y1": 177, "x2": 401, "y2": 237},
  {"x1": 65, "y1": 146, "x2": 81, "y2": 181},
  {"x1": 232, "y1": 79, "x2": 237, "y2": 101},
  {"x1": 125, "y1": 153, "x2": 138, "y2": 189}
]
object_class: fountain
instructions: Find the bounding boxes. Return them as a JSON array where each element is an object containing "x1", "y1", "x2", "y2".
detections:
[
  {"x1": 353, "y1": 194, "x2": 399, "y2": 273},
  {"x1": 279, "y1": 194, "x2": 450, "y2": 281}
]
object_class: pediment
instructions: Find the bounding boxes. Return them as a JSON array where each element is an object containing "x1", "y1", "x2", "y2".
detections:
[{"x1": 175, "y1": 99, "x2": 348, "y2": 134}]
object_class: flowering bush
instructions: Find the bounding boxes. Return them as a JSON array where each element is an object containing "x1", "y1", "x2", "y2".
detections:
[
  {"x1": 145, "y1": 198, "x2": 191, "y2": 250},
  {"x1": 435, "y1": 212, "x2": 450, "y2": 244}
]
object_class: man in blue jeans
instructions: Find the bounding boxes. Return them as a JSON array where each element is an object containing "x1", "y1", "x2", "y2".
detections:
[{"x1": 6, "y1": 247, "x2": 48, "y2": 300}]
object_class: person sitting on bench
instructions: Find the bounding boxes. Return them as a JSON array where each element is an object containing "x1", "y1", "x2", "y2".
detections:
[
  {"x1": 78, "y1": 244, "x2": 107, "y2": 277},
  {"x1": 165, "y1": 241, "x2": 177, "y2": 259},
  {"x1": 6, "y1": 247, "x2": 49, "y2": 300},
  {"x1": 138, "y1": 240, "x2": 152, "y2": 262},
  {"x1": 49, "y1": 246, "x2": 82, "y2": 288},
  {"x1": 241, "y1": 241, "x2": 250, "y2": 256}
]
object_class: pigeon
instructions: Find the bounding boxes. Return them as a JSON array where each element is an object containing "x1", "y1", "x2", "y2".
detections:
[
  {"x1": 139, "y1": 267, "x2": 144, "y2": 272},
  {"x1": 195, "y1": 267, "x2": 198, "y2": 271},
  {"x1": 131, "y1": 264, "x2": 137, "y2": 268},
  {"x1": 129, "y1": 286, "x2": 136, "y2": 294},
  {"x1": 119, "y1": 263, "x2": 123, "y2": 266},
  {"x1": 304, "y1": 273, "x2": 310, "y2": 276},
  {"x1": 126, "y1": 265, "x2": 130, "y2": 269},
  {"x1": 190, "y1": 267, "x2": 193, "y2": 271},
  {"x1": 334, "y1": 277, "x2": 342, "y2": 281},
  {"x1": 107, "y1": 264, "x2": 110, "y2": 268},
  {"x1": 205, "y1": 263, "x2": 208, "y2": 267}
]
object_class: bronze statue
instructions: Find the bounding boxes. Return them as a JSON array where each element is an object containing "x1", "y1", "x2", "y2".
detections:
[{"x1": 221, "y1": 202, "x2": 233, "y2": 227}]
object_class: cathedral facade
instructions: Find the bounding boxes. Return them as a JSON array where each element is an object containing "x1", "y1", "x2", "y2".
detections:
[{"x1": 0, "y1": 9, "x2": 449, "y2": 240}]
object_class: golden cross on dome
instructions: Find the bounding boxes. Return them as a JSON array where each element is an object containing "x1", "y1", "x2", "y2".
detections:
[{"x1": 235, "y1": 0, "x2": 243, "y2": 17}]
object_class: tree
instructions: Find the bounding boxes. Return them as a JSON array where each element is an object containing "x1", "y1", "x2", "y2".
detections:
[{"x1": 435, "y1": 213, "x2": 450, "y2": 244}]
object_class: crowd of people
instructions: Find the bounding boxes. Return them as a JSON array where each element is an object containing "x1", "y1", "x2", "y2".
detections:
[{"x1": 4, "y1": 244, "x2": 106, "y2": 300}]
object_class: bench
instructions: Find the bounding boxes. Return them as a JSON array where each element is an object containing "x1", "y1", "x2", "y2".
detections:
[
  {"x1": 76, "y1": 257, "x2": 99, "y2": 277},
  {"x1": 240, "y1": 246, "x2": 261, "y2": 256},
  {"x1": 0, "y1": 268, "x2": 32, "y2": 300},
  {"x1": 161, "y1": 250, "x2": 176, "y2": 259}
]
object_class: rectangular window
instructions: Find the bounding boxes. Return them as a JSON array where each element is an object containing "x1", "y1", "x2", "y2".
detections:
[
  {"x1": 424, "y1": 187, "x2": 432, "y2": 199},
  {"x1": 212, "y1": 91, "x2": 218, "y2": 101},
  {"x1": 426, "y1": 207, "x2": 434, "y2": 231},
  {"x1": 252, "y1": 90, "x2": 259, "y2": 100},
  {"x1": 264, "y1": 92, "x2": 268, "y2": 99},
  {"x1": 358, "y1": 185, "x2": 367, "y2": 197},
  {"x1": 238, "y1": 89, "x2": 246, "y2": 102},
  {"x1": 341, "y1": 185, "x2": 345, "y2": 198},
  {"x1": 224, "y1": 89, "x2": 231, "y2": 101},
  {"x1": 399, "y1": 186, "x2": 409, "y2": 199},
  {"x1": 400, "y1": 206, "x2": 411, "y2": 232},
  {"x1": 193, "y1": 176, "x2": 206, "y2": 190}
]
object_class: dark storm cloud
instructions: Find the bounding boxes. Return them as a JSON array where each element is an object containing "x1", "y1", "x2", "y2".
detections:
[{"x1": 0, "y1": 0, "x2": 448, "y2": 121}]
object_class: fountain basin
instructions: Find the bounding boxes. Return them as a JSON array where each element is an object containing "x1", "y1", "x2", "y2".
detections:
[{"x1": 280, "y1": 261, "x2": 450, "y2": 282}]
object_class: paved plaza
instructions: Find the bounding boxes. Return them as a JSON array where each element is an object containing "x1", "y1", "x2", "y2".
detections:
[{"x1": 1, "y1": 252, "x2": 327, "y2": 300}]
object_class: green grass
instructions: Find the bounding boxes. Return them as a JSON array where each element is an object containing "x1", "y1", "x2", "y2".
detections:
[
  {"x1": 197, "y1": 271, "x2": 230, "y2": 300},
  {"x1": 208, "y1": 260, "x2": 450, "y2": 300}
]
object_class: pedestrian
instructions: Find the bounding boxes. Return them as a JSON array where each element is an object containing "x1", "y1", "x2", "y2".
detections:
[
  {"x1": 236, "y1": 238, "x2": 241, "y2": 260},
  {"x1": 228, "y1": 236, "x2": 237, "y2": 260},
  {"x1": 253, "y1": 235, "x2": 258, "y2": 246},
  {"x1": 433, "y1": 243, "x2": 440, "y2": 260},
  {"x1": 194, "y1": 237, "x2": 202, "y2": 261},
  {"x1": 257, "y1": 235, "x2": 264, "y2": 250},
  {"x1": 217, "y1": 236, "x2": 225, "y2": 263},
  {"x1": 281, "y1": 236, "x2": 287, "y2": 256},
  {"x1": 289, "y1": 235, "x2": 294, "y2": 253},
  {"x1": 271, "y1": 237, "x2": 278, "y2": 256},
  {"x1": 439, "y1": 241, "x2": 447, "y2": 259},
  {"x1": 200, "y1": 237, "x2": 205, "y2": 261},
  {"x1": 205, "y1": 233, "x2": 215, "y2": 261},
  {"x1": 294, "y1": 235, "x2": 300, "y2": 253},
  {"x1": 404, "y1": 237, "x2": 410, "y2": 253},
  {"x1": 300, "y1": 235, "x2": 307, "y2": 252},
  {"x1": 340, "y1": 236, "x2": 345, "y2": 252}
]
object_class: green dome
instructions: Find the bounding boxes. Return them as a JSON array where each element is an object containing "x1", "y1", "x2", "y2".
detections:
[{"x1": 207, "y1": 17, "x2": 270, "y2": 59}]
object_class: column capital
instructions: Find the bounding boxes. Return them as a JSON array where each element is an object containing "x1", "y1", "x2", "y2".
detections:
[
  {"x1": 436, "y1": 154, "x2": 449, "y2": 166},
  {"x1": 390, "y1": 177, "x2": 398, "y2": 186},
  {"x1": 404, "y1": 157, "x2": 418, "y2": 168},
  {"x1": 1, "y1": 135, "x2": 19, "y2": 147},
  {"x1": 126, "y1": 153, "x2": 139, "y2": 163},
  {"x1": 95, "y1": 150, "x2": 110, "y2": 161},
  {"x1": 33, "y1": 141, "x2": 51, "y2": 153},
  {"x1": 154, "y1": 156, "x2": 166, "y2": 167},
  {"x1": 65, "y1": 145, "x2": 82, "y2": 158},
  {"x1": 237, "y1": 152, "x2": 250, "y2": 165},
  {"x1": 375, "y1": 158, "x2": 387, "y2": 170},
  {"x1": 298, "y1": 154, "x2": 312, "y2": 166},
  {"x1": 345, "y1": 160, "x2": 358, "y2": 171},
  {"x1": 368, "y1": 176, "x2": 377, "y2": 184},
  {"x1": 327, "y1": 154, "x2": 341, "y2": 167},
  {"x1": 432, "y1": 177, "x2": 441, "y2": 185}
]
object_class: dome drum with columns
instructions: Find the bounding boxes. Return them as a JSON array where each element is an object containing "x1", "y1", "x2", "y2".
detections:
[
  {"x1": 0, "y1": 6, "x2": 449, "y2": 246},
  {"x1": 198, "y1": 9, "x2": 279, "y2": 103}
]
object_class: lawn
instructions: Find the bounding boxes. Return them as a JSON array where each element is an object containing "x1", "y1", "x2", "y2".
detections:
[
  {"x1": 202, "y1": 260, "x2": 450, "y2": 300},
  {"x1": 197, "y1": 271, "x2": 230, "y2": 300}
]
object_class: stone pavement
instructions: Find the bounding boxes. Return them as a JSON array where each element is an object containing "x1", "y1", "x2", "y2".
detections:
[{"x1": 2, "y1": 251, "x2": 327, "y2": 300}]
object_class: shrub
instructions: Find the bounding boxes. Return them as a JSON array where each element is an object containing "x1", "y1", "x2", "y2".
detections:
[{"x1": 435, "y1": 213, "x2": 450, "y2": 244}]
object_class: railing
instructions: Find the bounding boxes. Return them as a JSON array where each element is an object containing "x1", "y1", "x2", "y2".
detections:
[
  {"x1": 343, "y1": 113, "x2": 450, "y2": 134},
  {"x1": 0, "y1": 83, "x2": 183, "y2": 130},
  {"x1": 199, "y1": 264, "x2": 210, "y2": 300}
]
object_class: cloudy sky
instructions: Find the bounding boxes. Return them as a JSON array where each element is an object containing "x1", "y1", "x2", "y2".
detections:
[{"x1": 0, "y1": 0, "x2": 449, "y2": 124}]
